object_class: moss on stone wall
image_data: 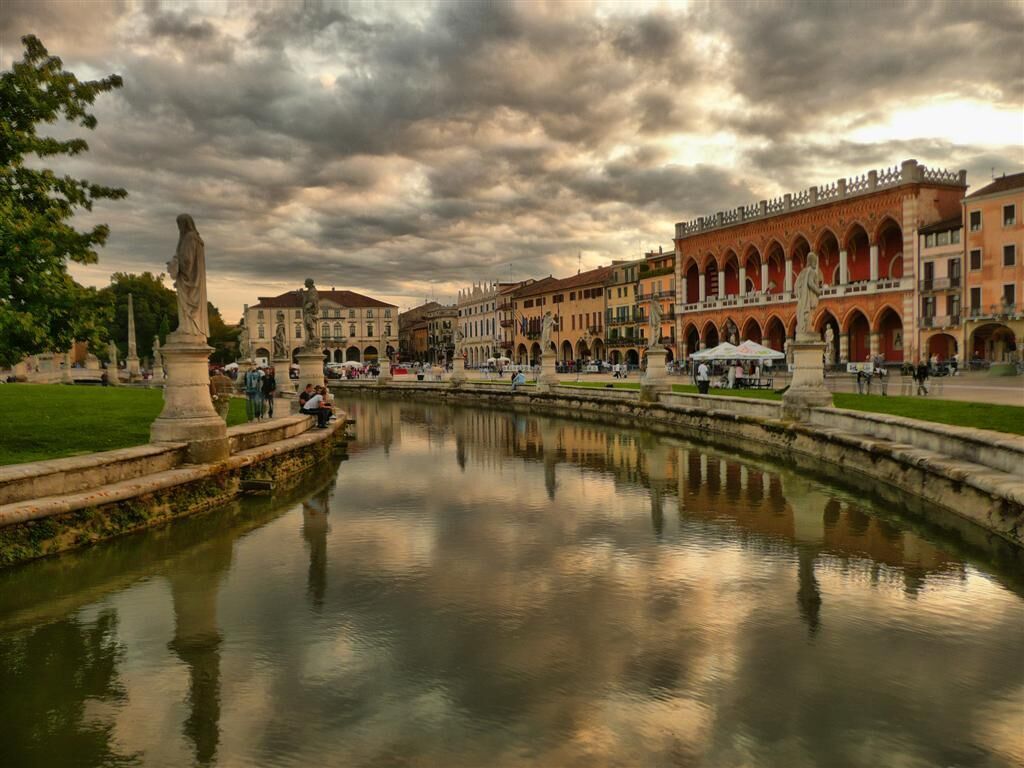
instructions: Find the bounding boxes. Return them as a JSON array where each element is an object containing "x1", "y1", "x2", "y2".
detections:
[{"x1": 0, "y1": 430, "x2": 345, "y2": 567}]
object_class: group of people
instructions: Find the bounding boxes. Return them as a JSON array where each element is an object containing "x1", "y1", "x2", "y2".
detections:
[
  {"x1": 298, "y1": 383, "x2": 335, "y2": 427},
  {"x1": 242, "y1": 365, "x2": 278, "y2": 420}
]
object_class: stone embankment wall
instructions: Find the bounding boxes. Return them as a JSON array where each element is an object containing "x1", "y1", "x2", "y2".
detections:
[
  {"x1": 330, "y1": 381, "x2": 1024, "y2": 549},
  {"x1": 0, "y1": 415, "x2": 346, "y2": 566}
]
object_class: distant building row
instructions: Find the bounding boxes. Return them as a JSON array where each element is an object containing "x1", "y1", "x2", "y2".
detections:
[{"x1": 400, "y1": 161, "x2": 1022, "y2": 367}]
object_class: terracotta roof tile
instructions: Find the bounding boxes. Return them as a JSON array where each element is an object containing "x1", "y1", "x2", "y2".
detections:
[
  {"x1": 965, "y1": 172, "x2": 1024, "y2": 199},
  {"x1": 252, "y1": 289, "x2": 396, "y2": 310}
]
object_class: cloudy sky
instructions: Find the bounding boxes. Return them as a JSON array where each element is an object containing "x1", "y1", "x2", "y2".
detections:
[{"x1": 3, "y1": 0, "x2": 1022, "y2": 320}]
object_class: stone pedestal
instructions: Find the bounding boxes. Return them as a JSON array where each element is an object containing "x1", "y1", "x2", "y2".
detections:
[
  {"x1": 378, "y1": 359, "x2": 394, "y2": 385},
  {"x1": 152, "y1": 363, "x2": 164, "y2": 385},
  {"x1": 296, "y1": 348, "x2": 325, "y2": 390},
  {"x1": 126, "y1": 355, "x2": 142, "y2": 383},
  {"x1": 782, "y1": 339, "x2": 833, "y2": 420},
  {"x1": 150, "y1": 331, "x2": 229, "y2": 464},
  {"x1": 62, "y1": 351, "x2": 75, "y2": 384},
  {"x1": 537, "y1": 352, "x2": 559, "y2": 392},
  {"x1": 640, "y1": 346, "x2": 670, "y2": 402},
  {"x1": 449, "y1": 356, "x2": 466, "y2": 387},
  {"x1": 272, "y1": 357, "x2": 296, "y2": 413}
]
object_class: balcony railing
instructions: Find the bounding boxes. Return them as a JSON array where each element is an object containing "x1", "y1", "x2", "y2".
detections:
[
  {"x1": 918, "y1": 315, "x2": 962, "y2": 329},
  {"x1": 968, "y1": 303, "x2": 1020, "y2": 319},
  {"x1": 920, "y1": 277, "x2": 961, "y2": 291},
  {"x1": 675, "y1": 278, "x2": 911, "y2": 314},
  {"x1": 606, "y1": 337, "x2": 640, "y2": 348}
]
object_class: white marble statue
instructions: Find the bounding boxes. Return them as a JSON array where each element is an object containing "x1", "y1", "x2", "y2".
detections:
[
  {"x1": 273, "y1": 312, "x2": 288, "y2": 360},
  {"x1": 153, "y1": 337, "x2": 163, "y2": 370},
  {"x1": 647, "y1": 300, "x2": 663, "y2": 349},
  {"x1": 540, "y1": 311, "x2": 555, "y2": 354},
  {"x1": 794, "y1": 251, "x2": 823, "y2": 340},
  {"x1": 168, "y1": 214, "x2": 209, "y2": 337},
  {"x1": 302, "y1": 278, "x2": 320, "y2": 349},
  {"x1": 454, "y1": 327, "x2": 465, "y2": 358},
  {"x1": 107, "y1": 340, "x2": 118, "y2": 369},
  {"x1": 824, "y1": 326, "x2": 835, "y2": 363}
]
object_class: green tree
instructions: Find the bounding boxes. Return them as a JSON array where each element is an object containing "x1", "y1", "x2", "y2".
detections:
[
  {"x1": 0, "y1": 35, "x2": 125, "y2": 367},
  {"x1": 207, "y1": 303, "x2": 240, "y2": 365},
  {"x1": 98, "y1": 272, "x2": 177, "y2": 361}
]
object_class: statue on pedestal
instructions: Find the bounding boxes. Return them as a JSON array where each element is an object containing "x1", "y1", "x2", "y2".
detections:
[
  {"x1": 454, "y1": 327, "x2": 464, "y2": 359},
  {"x1": 153, "y1": 337, "x2": 163, "y2": 370},
  {"x1": 794, "y1": 252, "x2": 823, "y2": 340},
  {"x1": 168, "y1": 214, "x2": 209, "y2": 338},
  {"x1": 273, "y1": 312, "x2": 287, "y2": 360},
  {"x1": 107, "y1": 340, "x2": 118, "y2": 370},
  {"x1": 302, "y1": 278, "x2": 320, "y2": 349},
  {"x1": 540, "y1": 311, "x2": 555, "y2": 355},
  {"x1": 824, "y1": 325, "x2": 835, "y2": 365},
  {"x1": 647, "y1": 301, "x2": 663, "y2": 349}
]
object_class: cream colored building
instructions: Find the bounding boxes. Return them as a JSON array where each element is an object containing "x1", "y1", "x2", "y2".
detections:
[
  {"x1": 457, "y1": 282, "x2": 501, "y2": 367},
  {"x1": 245, "y1": 289, "x2": 398, "y2": 364}
]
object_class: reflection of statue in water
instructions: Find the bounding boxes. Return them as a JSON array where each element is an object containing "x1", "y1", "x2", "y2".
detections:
[
  {"x1": 168, "y1": 214, "x2": 209, "y2": 338},
  {"x1": 273, "y1": 312, "x2": 287, "y2": 360},
  {"x1": 796, "y1": 546, "x2": 822, "y2": 636},
  {"x1": 540, "y1": 311, "x2": 555, "y2": 355},
  {"x1": 166, "y1": 533, "x2": 234, "y2": 766},
  {"x1": 302, "y1": 486, "x2": 331, "y2": 610},
  {"x1": 302, "y1": 278, "x2": 320, "y2": 349},
  {"x1": 794, "y1": 251, "x2": 823, "y2": 340},
  {"x1": 647, "y1": 300, "x2": 663, "y2": 349}
]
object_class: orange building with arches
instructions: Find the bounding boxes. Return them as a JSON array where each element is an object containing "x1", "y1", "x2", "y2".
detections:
[{"x1": 673, "y1": 159, "x2": 967, "y2": 366}]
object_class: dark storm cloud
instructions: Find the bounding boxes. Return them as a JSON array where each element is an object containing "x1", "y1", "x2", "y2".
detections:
[{"x1": 4, "y1": 0, "x2": 1021, "y2": 316}]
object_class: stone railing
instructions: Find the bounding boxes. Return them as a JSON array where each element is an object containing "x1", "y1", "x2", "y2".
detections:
[{"x1": 675, "y1": 159, "x2": 967, "y2": 239}]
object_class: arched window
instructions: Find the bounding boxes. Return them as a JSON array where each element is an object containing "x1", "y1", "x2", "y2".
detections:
[
  {"x1": 321, "y1": 323, "x2": 330, "y2": 339},
  {"x1": 333, "y1": 322, "x2": 343, "y2": 338}
]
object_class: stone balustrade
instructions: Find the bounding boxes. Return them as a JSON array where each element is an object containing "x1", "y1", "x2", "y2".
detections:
[{"x1": 675, "y1": 159, "x2": 967, "y2": 239}]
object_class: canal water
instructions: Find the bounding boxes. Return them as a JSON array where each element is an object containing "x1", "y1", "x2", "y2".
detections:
[{"x1": 1, "y1": 397, "x2": 1022, "y2": 768}]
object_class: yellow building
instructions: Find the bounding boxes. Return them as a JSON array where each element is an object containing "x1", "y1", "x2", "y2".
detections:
[
  {"x1": 604, "y1": 259, "x2": 643, "y2": 367},
  {"x1": 511, "y1": 267, "x2": 611, "y2": 364},
  {"x1": 637, "y1": 247, "x2": 676, "y2": 362}
]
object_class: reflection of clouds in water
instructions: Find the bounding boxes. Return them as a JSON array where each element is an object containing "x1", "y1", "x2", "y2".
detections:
[{"x1": 1, "y1": 398, "x2": 1022, "y2": 767}]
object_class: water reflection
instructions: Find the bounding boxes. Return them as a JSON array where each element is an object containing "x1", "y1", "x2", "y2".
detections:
[{"x1": 0, "y1": 399, "x2": 1021, "y2": 768}]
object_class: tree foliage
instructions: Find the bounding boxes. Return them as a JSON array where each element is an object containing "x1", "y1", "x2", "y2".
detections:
[
  {"x1": 98, "y1": 272, "x2": 177, "y2": 362},
  {"x1": 0, "y1": 35, "x2": 126, "y2": 367}
]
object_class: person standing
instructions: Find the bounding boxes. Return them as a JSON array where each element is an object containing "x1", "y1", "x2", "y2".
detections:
[
  {"x1": 914, "y1": 359, "x2": 930, "y2": 396},
  {"x1": 262, "y1": 366, "x2": 277, "y2": 419},
  {"x1": 243, "y1": 366, "x2": 264, "y2": 420},
  {"x1": 697, "y1": 361, "x2": 710, "y2": 394}
]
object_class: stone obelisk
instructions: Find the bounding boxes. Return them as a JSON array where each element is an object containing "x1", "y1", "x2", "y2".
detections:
[
  {"x1": 126, "y1": 293, "x2": 142, "y2": 382},
  {"x1": 150, "y1": 214, "x2": 229, "y2": 463}
]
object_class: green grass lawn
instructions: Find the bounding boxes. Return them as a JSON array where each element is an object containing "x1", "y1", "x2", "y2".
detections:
[
  {"x1": 559, "y1": 380, "x2": 1023, "y2": 434},
  {"x1": 830, "y1": 393, "x2": 1024, "y2": 435},
  {"x1": 0, "y1": 384, "x2": 248, "y2": 465}
]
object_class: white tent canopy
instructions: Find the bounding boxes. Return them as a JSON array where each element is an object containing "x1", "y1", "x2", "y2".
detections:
[
  {"x1": 690, "y1": 342, "x2": 739, "y2": 360},
  {"x1": 690, "y1": 341, "x2": 784, "y2": 361},
  {"x1": 341, "y1": 360, "x2": 363, "y2": 368}
]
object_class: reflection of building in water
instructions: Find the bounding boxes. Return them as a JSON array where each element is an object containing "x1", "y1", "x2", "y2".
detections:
[{"x1": 166, "y1": 538, "x2": 234, "y2": 766}]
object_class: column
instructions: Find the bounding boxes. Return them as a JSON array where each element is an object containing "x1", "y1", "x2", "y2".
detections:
[
  {"x1": 869, "y1": 331, "x2": 880, "y2": 358},
  {"x1": 739, "y1": 266, "x2": 747, "y2": 296},
  {"x1": 717, "y1": 271, "x2": 726, "y2": 299},
  {"x1": 784, "y1": 259, "x2": 793, "y2": 293},
  {"x1": 839, "y1": 333, "x2": 849, "y2": 364},
  {"x1": 869, "y1": 244, "x2": 879, "y2": 282},
  {"x1": 761, "y1": 263, "x2": 769, "y2": 293},
  {"x1": 680, "y1": 276, "x2": 688, "y2": 304},
  {"x1": 839, "y1": 249, "x2": 848, "y2": 285},
  {"x1": 698, "y1": 273, "x2": 706, "y2": 302}
]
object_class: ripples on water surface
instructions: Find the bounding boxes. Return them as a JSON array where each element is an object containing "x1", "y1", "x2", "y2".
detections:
[{"x1": 1, "y1": 397, "x2": 1022, "y2": 768}]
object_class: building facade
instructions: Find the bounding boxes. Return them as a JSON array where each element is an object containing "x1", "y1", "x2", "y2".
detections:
[
  {"x1": 398, "y1": 301, "x2": 442, "y2": 362},
  {"x1": 638, "y1": 247, "x2": 677, "y2": 359},
  {"x1": 246, "y1": 289, "x2": 398, "y2": 364},
  {"x1": 457, "y1": 282, "x2": 500, "y2": 367},
  {"x1": 673, "y1": 159, "x2": 967, "y2": 366},
  {"x1": 917, "y1": 216, "x2": 963, "y2": 360},
  {"x1": 511, "y1": 267, "x2": 611, "y2": 365},
  {"x1": 963, "y1": 173, "x2": 1023, "y2": 363},
  {"x1": 425, "y1": 305, "x2": 458, "y2": 365},
  {"x1": 604, "y1": 259, "x2": 643, "y2": 366}
]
